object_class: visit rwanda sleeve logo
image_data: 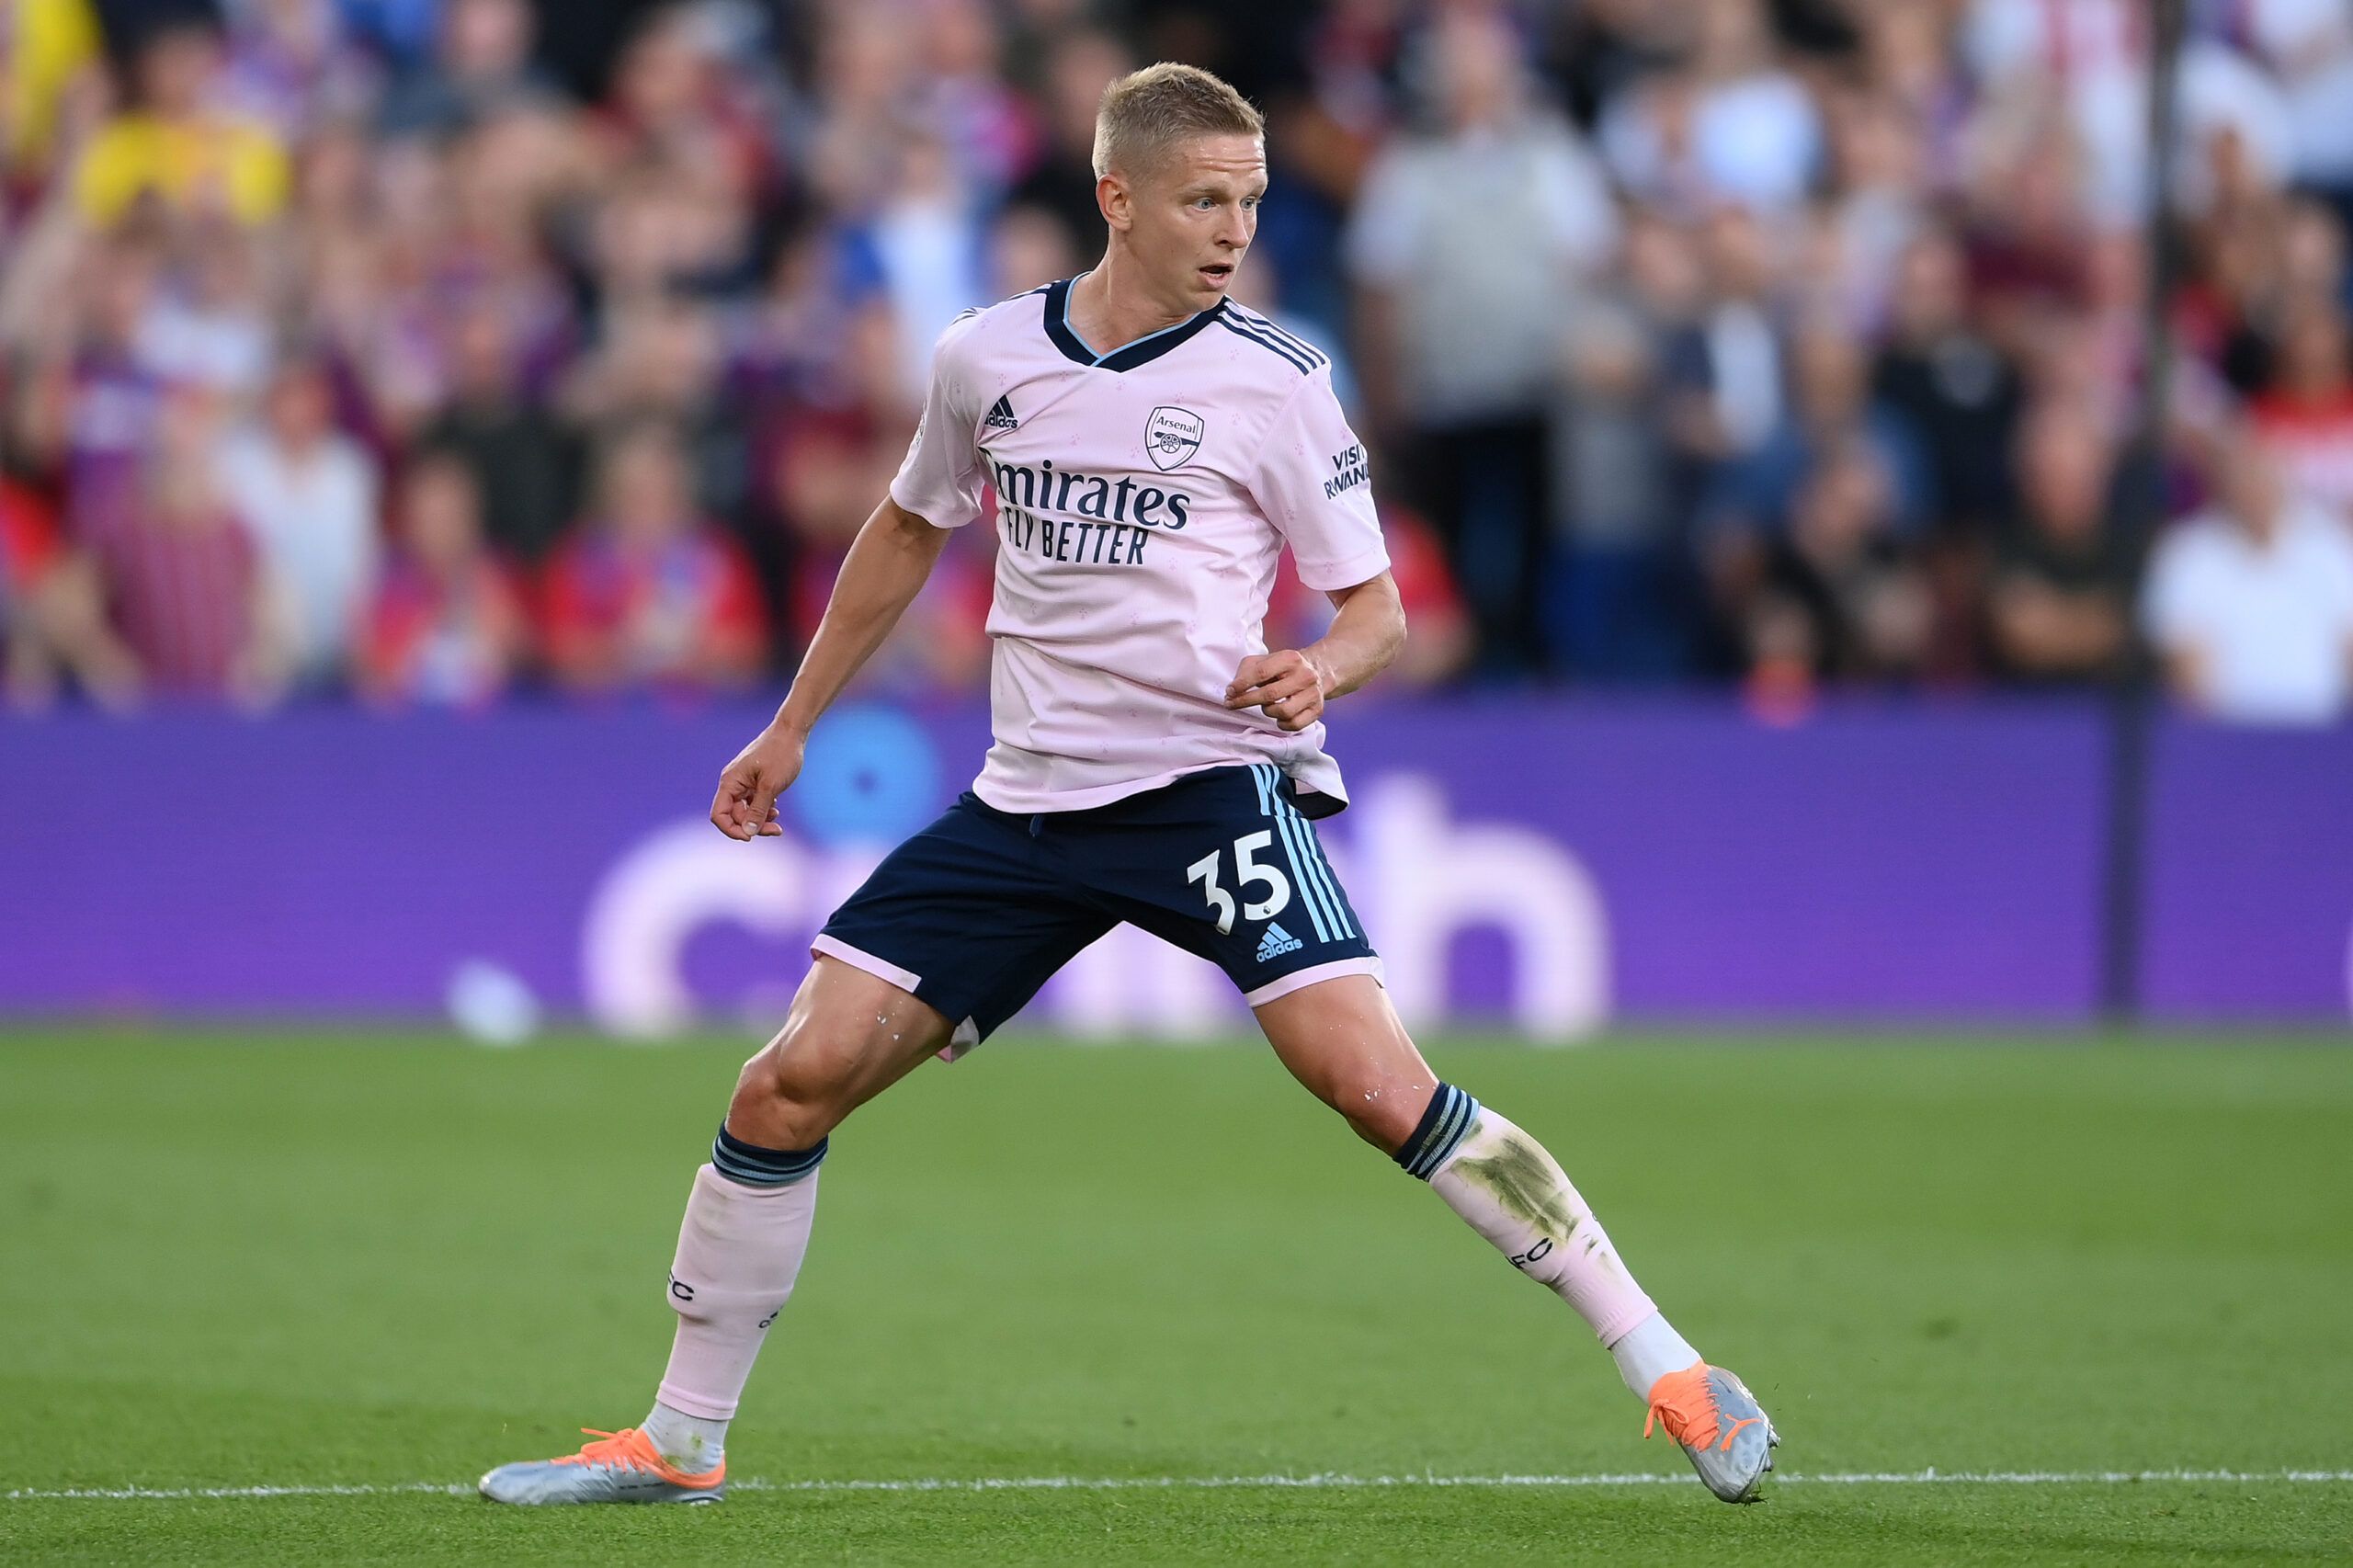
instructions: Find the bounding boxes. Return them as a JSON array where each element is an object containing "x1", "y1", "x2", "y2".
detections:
[{"x1": 1145, "y1": 406, "x2": 1205, "y2": 472}]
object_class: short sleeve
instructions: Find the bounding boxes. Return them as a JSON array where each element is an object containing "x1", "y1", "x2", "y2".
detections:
[
  {"x1": 1248, "y1": 370, "x2": 1391, "y2": 592},
  {"x1": 888, "y1": 315, "x2": 987, "y2": 529}
]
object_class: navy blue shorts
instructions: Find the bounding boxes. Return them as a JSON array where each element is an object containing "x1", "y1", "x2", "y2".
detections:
[{"x1": 814, "y1": 763, "x2": 1380, "y2": 1049}]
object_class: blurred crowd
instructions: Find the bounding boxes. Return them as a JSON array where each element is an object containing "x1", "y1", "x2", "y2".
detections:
[{"x1": 5, "y1": 0, "x2": 2353, "y2": 723}]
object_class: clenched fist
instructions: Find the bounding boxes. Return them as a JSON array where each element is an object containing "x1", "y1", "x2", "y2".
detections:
[
  {"x1": 709, "y1": 723, "x2": 807, "y2": 840},
  {"x1": 1224, "y1": 649, "x2": 1332, "y2": 733}
]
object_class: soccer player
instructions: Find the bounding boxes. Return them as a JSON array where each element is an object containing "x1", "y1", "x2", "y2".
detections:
[{"x1": 482, "y1": 63, "x2": 1776, "y2": 1507}]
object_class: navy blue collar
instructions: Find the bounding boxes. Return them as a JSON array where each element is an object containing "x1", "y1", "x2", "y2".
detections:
[{"x1": 1042, "y1": 277, "x2": 1224, "y2": 372}]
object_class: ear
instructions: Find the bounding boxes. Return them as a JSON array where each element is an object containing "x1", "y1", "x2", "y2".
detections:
[{"x1": 1097, "y1": 171, "x2": 1131, "y2": 233}]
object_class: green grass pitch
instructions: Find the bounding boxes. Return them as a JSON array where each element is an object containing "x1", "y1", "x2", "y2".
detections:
[{"x1": 4, "y1": 1030, "x2": 2350, "y2": 1565}]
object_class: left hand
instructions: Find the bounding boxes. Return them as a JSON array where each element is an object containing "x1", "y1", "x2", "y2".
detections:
[{"x1": 1225, "y1": 649, "x2": 1329, "y2": 733}]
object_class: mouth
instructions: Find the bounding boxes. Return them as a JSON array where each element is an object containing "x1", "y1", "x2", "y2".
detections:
[{"x1": 1199, "y1": 261, "x2": 1235, "y2": 288}]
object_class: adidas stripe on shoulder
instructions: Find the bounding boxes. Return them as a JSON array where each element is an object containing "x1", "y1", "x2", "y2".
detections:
[
  {"x1": 1223, "y1": 306, "x2": 1336, "y2": 376},
  {"x1": 1229, "y1": 304, "x2": 1329, "y2": 365},
  {"x1": 1215, "y1": 304, "x2": 1329, "y2": 375}
]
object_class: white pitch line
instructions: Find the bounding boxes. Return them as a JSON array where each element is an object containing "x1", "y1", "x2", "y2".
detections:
[{"x1": 8, "y1": 1469, "x2": 2353, "y2": 1503}]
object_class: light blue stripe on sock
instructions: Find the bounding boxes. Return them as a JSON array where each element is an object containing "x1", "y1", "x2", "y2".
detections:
[
  {"x1": 1425, "y1": 1093, "x2": 1482, "y2": 1175},
  {"x1": 1405, "y1": 1091, "x2": 1457, "y2": 1179}
]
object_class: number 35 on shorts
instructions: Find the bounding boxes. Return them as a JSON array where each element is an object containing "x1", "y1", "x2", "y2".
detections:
[{"x1": 1186, "y1": 832, "x2": 1290, "y2": 935}]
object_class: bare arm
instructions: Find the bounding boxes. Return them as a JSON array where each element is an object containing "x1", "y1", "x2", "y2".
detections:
[
  {"x1": 1225, "y1": 571, "x2": 1407, "y2": 732},
  {"x1": 1987, "y1": 574, "x2": 2125, "y2": 673},
  {"x1": 710, "y1": 497, "x2": 950, "y2": 839}
]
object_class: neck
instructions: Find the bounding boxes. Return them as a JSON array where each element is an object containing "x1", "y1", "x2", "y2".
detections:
[{"x1": 1067, "y1": 245, "x2": 1195, "y2": 353}]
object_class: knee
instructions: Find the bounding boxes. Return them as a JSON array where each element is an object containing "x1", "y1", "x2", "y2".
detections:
[
  {"x1": 726, "y1": 1033, "x2": 849, "y2": 1150},
  {"x1": 1331, "y1": 1074, "x2": 1433, "y2": 1157}
]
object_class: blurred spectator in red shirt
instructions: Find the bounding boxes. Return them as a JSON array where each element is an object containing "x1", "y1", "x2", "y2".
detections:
[
  {"x1": 2, "y1": 467, "x2": 142, "y2": 710},
  {"x1": 2250, "y1": 296, "x2": 2353, "y2": 521},
  {"x1": 85, "y1": 389, "x2": 267, "y2": 700},
  {"x1": 359, "y1": 452, "x2": 528, "y2": 707},
  {"x1": 759, "y1": 307, "x2": 991, "y2": 697},
  {"x1": 541, "y1": 422, "x2": 766, "y2": 693}
]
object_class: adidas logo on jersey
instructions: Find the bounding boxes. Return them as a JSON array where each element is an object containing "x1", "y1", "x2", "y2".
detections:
[
  {"x1": 983, "y1": 394, "x2": 1019, "y2": 431},
  {"x1": 1256, "y1": 923, "x2": 1304, "y2": 962}
]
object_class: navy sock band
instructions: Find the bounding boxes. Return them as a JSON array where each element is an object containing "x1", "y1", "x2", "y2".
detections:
[
  {"x1": 1394, "y1": 1083, "x2": 1482, "y2": 1180},
  {"x1": 711, "y1": 1124, "x2": 827, "y2": 1187}
]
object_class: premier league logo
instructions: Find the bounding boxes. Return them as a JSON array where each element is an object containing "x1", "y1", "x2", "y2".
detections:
[{"x1": 1144, "y1": 406, "x2": 1205, "y2": 472}]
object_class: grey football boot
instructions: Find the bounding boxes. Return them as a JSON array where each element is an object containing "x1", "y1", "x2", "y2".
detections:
[
  {"x1": 479, "y1": 1427, "x2": 725, "y2": 1506},
  {"x1": 1643, "y1": 1363, "x2": 1779, "y2": 1503}
]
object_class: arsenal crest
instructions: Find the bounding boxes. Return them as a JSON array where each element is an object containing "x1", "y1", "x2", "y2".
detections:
[{"x1": 1144, "y1": 405, "x2": 1205, "y2": 472}]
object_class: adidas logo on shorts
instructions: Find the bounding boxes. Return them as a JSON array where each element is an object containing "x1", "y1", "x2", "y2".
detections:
[
  {"x1": 1255, "y1": 922, "x2": 1303, "y2": 962},
  {"x1": 983, "y1": 394, "x2": 1019, "y2": 431}
]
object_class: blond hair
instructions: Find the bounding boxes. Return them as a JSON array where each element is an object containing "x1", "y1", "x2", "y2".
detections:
[{"x1": 1091, "y1": 62, "x2": 1264, "y2": 180}]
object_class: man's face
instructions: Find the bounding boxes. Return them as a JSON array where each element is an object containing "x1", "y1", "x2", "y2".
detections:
[{"x1": 1108, "y1": 132, "x2": 1265, "y2": 315}]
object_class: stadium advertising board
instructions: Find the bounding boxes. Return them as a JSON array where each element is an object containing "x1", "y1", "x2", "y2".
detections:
[{"x1": 0, "y1": 702, "x2": 2342, "y2": 1031}]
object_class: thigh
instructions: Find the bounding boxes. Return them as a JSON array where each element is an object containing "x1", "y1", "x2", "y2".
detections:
[
  {"x1": 1067, "y1": 765, "x2": 1381, "y2": 1006},
  {"x1": 1253, "y1": 971, "x2": 1438, "y2": 1154},
  {"x1": 817, "y1": 794, "x2": 1113, "y2": 1051}
]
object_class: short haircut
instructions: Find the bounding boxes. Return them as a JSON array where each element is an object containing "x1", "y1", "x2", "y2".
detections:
[{"x1": 1092, "y1": 62, "x2": 1264, "y2": 181}]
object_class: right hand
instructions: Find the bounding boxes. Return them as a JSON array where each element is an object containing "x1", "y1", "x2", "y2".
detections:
[{"x1": 709, "y1": 723, "x2": 806, "y2": 841}]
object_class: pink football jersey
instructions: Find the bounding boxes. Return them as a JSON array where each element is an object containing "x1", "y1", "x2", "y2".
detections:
[{"x1": 890, "y1": 278, "x2": 1390, "y2": 815}]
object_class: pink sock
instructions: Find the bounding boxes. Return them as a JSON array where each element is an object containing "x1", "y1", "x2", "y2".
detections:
[
  {"x1": 654, "y1": 1164, "x2": 819, "y2": 1420},
  {"x1": 1426, "y1": 1108, "x2": 1658, "y2": 1346}
]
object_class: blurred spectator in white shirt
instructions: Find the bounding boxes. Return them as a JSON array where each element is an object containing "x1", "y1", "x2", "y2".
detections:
[
  {"x1": 217, "y1": 356, "x2": 381, "y2": 689},
  {"x1": 1347, "y1": 6, "x2": 1615, "y2": 673},
  {"x1": 1600, "y1": 0, "x2": 1822, "y2": 219},
  {"x1": 139, "y1": 228, "x2": 274, "y2": 401},
  {"x1": 2145, "y1": 438, "x2": 2353, "y2": 724},
  {"x1": 1966, "y1": 0, "x2": 2142, "y2": 91},
  {"x1": 2217, "y1": 0, "x2": 2353, "y2": 199},
  {"x1": 853, "y1": 130, "x2": 992, "y2": 403},
  {"x1": 1349, "y1": 7, "x2": 1617, "y2": 430}
]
